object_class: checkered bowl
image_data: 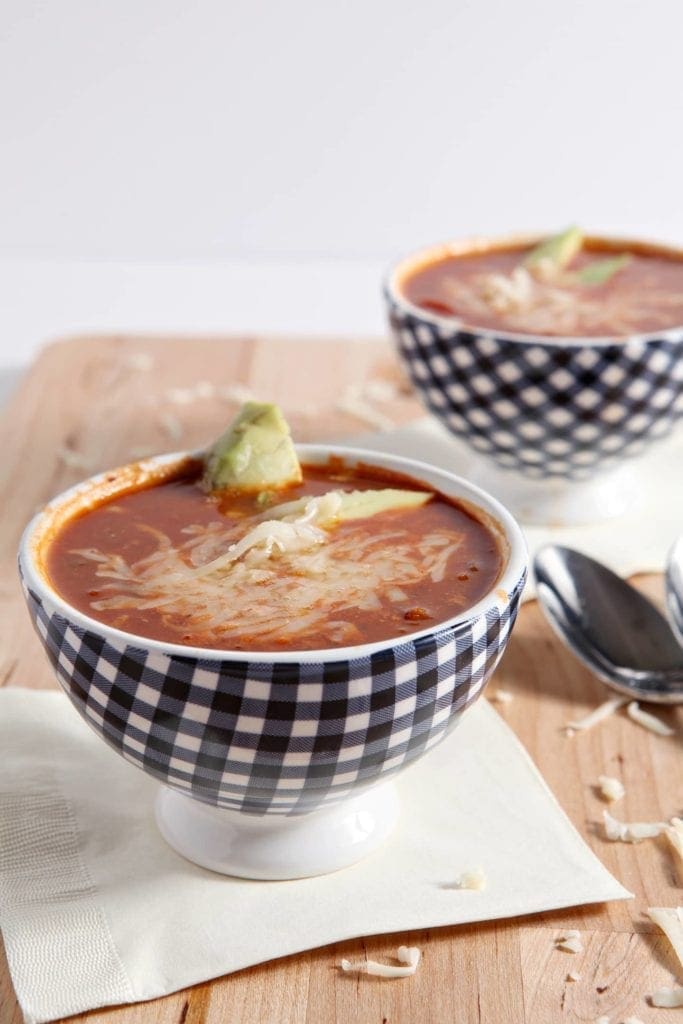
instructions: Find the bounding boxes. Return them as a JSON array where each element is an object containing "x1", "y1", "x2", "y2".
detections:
[
  {"x1": 385, "y1": 237, "x2": 683, "y2": 511},
  {"x1": 19, "y1": 445, "x2": 526, "y2": 876}
]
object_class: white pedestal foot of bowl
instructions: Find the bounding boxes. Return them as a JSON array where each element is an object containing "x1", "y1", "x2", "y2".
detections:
[
  {"x1": 467, "y1": 461, "x2": 640, "y2": 526},
  {"x1": 155, "y1": 782, "x2": 400, "y2": 880}
]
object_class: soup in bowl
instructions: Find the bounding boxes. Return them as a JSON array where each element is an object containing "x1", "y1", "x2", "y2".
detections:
[
  {"x1": 386, "y1": 230, "x2": 683, "y2": 523},
  {"x1": 19, "y1": 434, "x2": 526, "y2": 879}
]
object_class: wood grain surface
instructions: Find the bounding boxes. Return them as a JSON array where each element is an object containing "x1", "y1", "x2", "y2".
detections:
[{"x1": 0, "y1": 334, "x2": 681, "y2": 1024}]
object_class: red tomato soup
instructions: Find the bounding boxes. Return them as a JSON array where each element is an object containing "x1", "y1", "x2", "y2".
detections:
[
  {"x1": 45, "y1": 460, "x2": 504, "y2": 652},
  {"x1": 400, "y1": 238, "x2": 683, "y2": 337}
]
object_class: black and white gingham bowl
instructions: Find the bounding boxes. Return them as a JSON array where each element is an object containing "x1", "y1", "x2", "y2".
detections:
[
  {"x1": 385, "y1": 236, "x2": 683, "y2": 482},
  {"x1": 19, "y1": 445, "x2": 527, "y2": 819}
]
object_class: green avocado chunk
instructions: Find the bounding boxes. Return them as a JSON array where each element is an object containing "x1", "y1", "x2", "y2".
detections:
[
  {"x1": 202, "y1": 402, "x2": 303, "y2": 492},
  {"x1": 334, "y1": 488, "x2": 432, "y2": 522},
  {"x1": 524, "y1": 226, "x2": 583, "y2": 275},
  {"x1": 573, "y1": 253, "x2": 631, "y2": 286},
  {"x1": 267, "y1": 487, "x2": 433, "y2": 525}
]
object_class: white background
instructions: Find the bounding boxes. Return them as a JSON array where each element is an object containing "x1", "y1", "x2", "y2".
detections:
[{"x1": 2, "y1": 0, "x2": 683, "y2": 368}]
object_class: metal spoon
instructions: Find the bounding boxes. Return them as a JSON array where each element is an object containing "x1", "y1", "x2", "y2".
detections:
[
  {"x1": 665, "y1": 535, "x2": 683, "y2": 647},
  {"x1": 534, "y1": 545, "x2": 683, "y2": 704}
]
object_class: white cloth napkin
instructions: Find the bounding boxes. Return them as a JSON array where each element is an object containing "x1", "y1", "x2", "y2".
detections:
[
  {"x1": 350, "y1": 417, "x2": 683, "y2": 600},
  {"x1": 0, "y1": 689, "x2": 628, "y2": 1024}
]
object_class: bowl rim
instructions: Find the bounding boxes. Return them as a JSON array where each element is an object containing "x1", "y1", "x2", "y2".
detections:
[
  {"x1": 384, "y1": 231, "x2": 683, "y2": 347},
  {"x1": 19, "y1": 443, "x2": 528, "y2": 665}
]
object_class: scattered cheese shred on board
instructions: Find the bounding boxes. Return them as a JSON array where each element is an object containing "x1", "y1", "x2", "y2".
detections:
[
  {"x1": 603, "y1": 810, "x2": 666, "y2": 843},
  {"x1": 651, "y1": 986, "x2": 683, "y2": 1007},
  {"x1": 397, "y1": 946, "x2": 421, "y2": 968},
  {"x1": 221, "y1": 383, "x2": 257, "y2": 405},
  {"x1": 462, "y1": 868, "x2": 489, "y2": 892},
  {"x1": 594, "y1": 1017, "x2": 610, "y2": 1024},
  {"x1": 57, "y1": 446, "x2": 96, "y2": 472},
  {"x1": 124, "y1": 352, "x2": 154, "y2": 372},
  {"x1": 339, "y1": 946, "x2": 421, "y2": 978},
  {"x1": 165, "y1": 387, "x2": 196, "y2": 406},
  {"x1": 555, "y1": 930, "x2": 583, "y2": 954},
  {"x1": 363, "y1": 380, "x2": 400, "y2": 403},
  {"x1": 598, "y1": 775, "x2": 625, "y2": 803},
  {"x1": 489, "y1": 689, "x2": 513, "y2": 704},
  {"x1": 566, "y1": 971, "x2": 581, "y2": 982},
  {"x1": 626, "y1": 701, "x2": 675, "y2": 737},
  {"x1": 565, "y1": 696, "x2": 627, "y2": 733},
  {"x1": 336, "y1": 395, "x2": 395, "y2": 431},
  {"x1": 159, "y1": 411, "x2": 184, "y2": 443},
  {"x1": 454, "y1": 868, "x2": 487, "y2": 891},
  {"x1": 335, "y1": 381, "x2": 400, "y2": 431},
  {"x1": 665, "y1": 818, "x2": 683, "y2": 865},
  {"x1": 623, "y1": 1017, "x2": 645, "y2": 1024},
  {"x1": 647, "y1": 907, "x2": 683, "y2": 976},
  {"x1": 127, "y1": 445, "x2": 155, "y2": 460}
]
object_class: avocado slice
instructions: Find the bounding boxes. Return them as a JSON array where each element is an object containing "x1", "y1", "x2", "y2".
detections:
[
  {"x1": 202, "y1": 402, "x2": 302, "y2": 492},
  {"x1": 573, "y1": 253, "x2": 631, "y2": 286},
  {"x1": 267, "y1": 487, "x2": 433, "y2": 526},
  {"x1": 335, "y1": 488, "x2": 432, "y2": 522},
  {"x1": 525, "y1": 226, "x2": 583, "y2": 277}
]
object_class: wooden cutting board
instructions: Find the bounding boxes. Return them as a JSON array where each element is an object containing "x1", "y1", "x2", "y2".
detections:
[{"x1": 0, "y1": 334, "x2": 681, "y2": 1024}]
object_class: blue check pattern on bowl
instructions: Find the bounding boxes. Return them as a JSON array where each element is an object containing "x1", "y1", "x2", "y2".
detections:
[
  {"x1": 388, "y1": 299, "x2": 683, "y2": 481},
  {"x1": 23, "y1": 573, "x2": 525, "y2": 816}
]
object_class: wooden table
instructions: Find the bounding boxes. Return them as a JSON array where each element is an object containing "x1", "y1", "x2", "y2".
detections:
[{"x1": 1, "y1": 335, "x2": 681, "y2": 1024}]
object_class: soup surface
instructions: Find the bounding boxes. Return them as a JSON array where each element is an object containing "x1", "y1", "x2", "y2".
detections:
[
  {"x1": 401, "y1": 241, "x2": 683, "y2": 337},
  {"x1": 46, "y1": 461, "x2": 503, "y2": 652}
]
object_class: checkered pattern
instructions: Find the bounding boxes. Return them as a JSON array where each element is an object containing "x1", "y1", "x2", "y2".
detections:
[
  {"x1": 22, "y1": 572, "x2": 525, "y2": 817},
  {"x1": 388, "y1": 298, "x2": 683, "y2": 480}
]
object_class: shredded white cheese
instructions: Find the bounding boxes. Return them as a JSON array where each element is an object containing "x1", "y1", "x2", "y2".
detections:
[
  {"x1": 336, "y1": 396, "x2": 395, "y2": 431},
  {"x1": 165, "y1": 387, "x2": 197, "y2": 406},
  {"x1": 555, "y1": 930, "x2": 583, "y2": 954},
  {"x1": 565, "y1": 696, "x2": 627, "y2": 734},
  {"x1": 158, "y1": 411, "x2": 184, "y2": 443},
  {"x1": 594, "y1": 1017, "x2": 610, "y2": 1024},
  {"x1": 363, "y1": 380, "x2": 400, "y2": 403},
  {"x1": 340, "y1": 946, "x2": 421, "y2": 978},
  {"x1": 451, "y1": 867, "x2": 487, "y2": 891},
  {"x1": 489, "y1": 689, "x2": 513, "y2": 705},
  {"x1": 626, "y1": 701, "x2": 675, "y2": 737},
  {"x1": 665, "y1": 817, "x2": 683, "y2": 866},
  {"x1": 651, "y1": 986, "x2": 683, "y2": 1007},
  {"x1": 195, "y1": 380, "x2": 216, "y2": 400},
  {"x1": 57, "y1": 446, "x2": 96, "y2": 472},
  {"x1": 124, "y1": 352, "x2": 154, "y2": 372},
  {"x1": 220, "y1": 383, "x2": 257, "y2": 405},
  {"x1": 127, "y1": 445, "x2": 155, "y2": 460},
  {"x1": 622, "y1": 1017, "x2": 645, "y2": 1024},
  {"x1": 648, "y1": 907, "x2": 683, "y2": 976},
  {"x1": 443, "y1": 260, "x2": 683, "y2": 337},
  {"x1": 566, "y1": 971, "x2": 581, "y2": 982},
  {"x1": 336, "y1": 382, "x2": 397, "y2": 431},
  {"x1": 597, "y1": 775, "x2": 625, "y2": 803},
  {"x1": 76, "y1": 493, "x2": 466, "y2": 648},
  {"x1": 195, "y1": 499, "x2": 336, "y2": 573},
  {"x1": 603, "y1": 810, "x2": 666, "y2": 843},
  {"x1": 480, "y1": 266, "x2": 535, "y2": 314}
]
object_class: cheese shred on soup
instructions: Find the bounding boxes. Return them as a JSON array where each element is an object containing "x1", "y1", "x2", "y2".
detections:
[
  {"x1": 46, "y1": 460, "x2": 503, "y2": 652},
  {"x1": 401, "y1": 234, "x2": 683, "y2": 337}
]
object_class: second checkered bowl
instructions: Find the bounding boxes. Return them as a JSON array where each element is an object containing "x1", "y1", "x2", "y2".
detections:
[
  {"x1": 19, "y1": 445, "x2": 526, "y2": 878},
  {"x1": 385, "y1": 236, "x2": 683, "y2": 523}
]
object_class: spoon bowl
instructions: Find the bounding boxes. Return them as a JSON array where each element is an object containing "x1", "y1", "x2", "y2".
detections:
[
  {"x1": 534, "y1": 545, "x2": 683, "y2": 704},
  {"x1": 666, "y1": 535, "x2": 683, "y2": 647}
]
